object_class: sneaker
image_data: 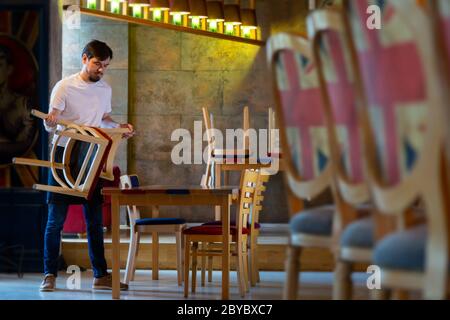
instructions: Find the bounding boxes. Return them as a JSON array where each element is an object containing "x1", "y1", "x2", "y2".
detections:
[
  {"x1": 92, "y1": 273, "x2": 128, "y2": 291},
  {"x1": 39, "y1": 274, "x2": 56, "y2": 292}
]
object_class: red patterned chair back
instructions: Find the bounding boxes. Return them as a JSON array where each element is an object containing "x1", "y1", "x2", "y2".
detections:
[
  {"x1": 267, "y1": 33, "x2": 332, "y2": 201},
  {"x1": 346, "y1": 0, "x2": 433, "y2": 187},
  {"x1": 309, "y1": 10, "x2": 366, "y2": 187}
]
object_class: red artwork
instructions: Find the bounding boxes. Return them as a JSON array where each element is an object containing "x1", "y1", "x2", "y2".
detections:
[{"x1": 0, "y1": 10, "x2": 39, "y2": 186}]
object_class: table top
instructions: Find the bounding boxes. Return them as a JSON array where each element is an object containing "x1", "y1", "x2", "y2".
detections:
[{"x1": 102, "y1": 185, "x2": 239, "y2": 195}]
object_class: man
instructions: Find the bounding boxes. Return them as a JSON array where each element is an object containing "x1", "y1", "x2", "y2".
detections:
[{"x1": 40, "y1": 40, "x2": 134, "y2": 292}]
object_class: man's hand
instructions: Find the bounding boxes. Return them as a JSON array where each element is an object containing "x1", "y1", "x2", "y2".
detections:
[
  {"x1": 44, "y1": 109, "x2": 61, "y2": 129},
  {"x1": 120, "y1": 123, "x2": 135, "y2": 139}
]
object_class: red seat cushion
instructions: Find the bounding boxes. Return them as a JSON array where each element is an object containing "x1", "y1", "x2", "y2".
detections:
[
  {"x1": 201, "y1": 220, "x2": 261, "y2": 229},
  {"x1": 183, "y1": 225, "x2": 250, "y2": 235}
]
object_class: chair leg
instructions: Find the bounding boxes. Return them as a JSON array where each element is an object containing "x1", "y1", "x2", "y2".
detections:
[
  {"x1": 237, "y1": 241, "x2": 246, "y2": 298},
  {"x1": 175, "y1": 231, "x2": 183, "y2": 286},
  {"x1": 131, "y1": 233, "x2": 140, "y2": 281},
  {"x1": 184, "y1": 236, "x2": 190, "y2": 298},
  {"x1": 125, "y1": 231, "x2": 138, "y2": 284},
  {"x1": 201, "y1": 242, "x2": 206, "y2": 287},
  {"x1": 192, "y1": 242, "x2": 199, "y2": 293},
  {"x1": 283, "y1": 245, "x2": 302, "y2": 300},
  {"x1": 208, "y1": 256, "x2": 213, "y2": 282},
  {"x1": 242, "y1": 243, "x2": 250, "y2": 293},
  {"x1": 333, "y1": 260, "x2": 353, "y2": 300},
  {"x1": 152, "y1": 232, "x2": 159, "y2": 280},
  {"x1": 249, "y1": 236, "x2": 259, "y2": 287}
]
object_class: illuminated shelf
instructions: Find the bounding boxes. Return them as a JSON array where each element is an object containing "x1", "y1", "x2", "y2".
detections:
[{"x1": 79, "y1": 7, "x2": 265, "y2": 46}]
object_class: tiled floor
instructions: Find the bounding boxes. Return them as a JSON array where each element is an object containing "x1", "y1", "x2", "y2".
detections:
[{"x1": 0, "y1": 270, "x2": 372, "y2": 300}]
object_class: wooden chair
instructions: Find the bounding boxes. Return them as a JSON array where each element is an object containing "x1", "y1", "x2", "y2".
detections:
[
  {"x1": 120, "y1": 174, "x2": 186, "y2": 285},
  {"x1": 13, "y1": 110, "x2": 130, "y2": 199},
  {"x1": 247, "y1": 172, "x2": 270, "y2": 286},
  {"x1": 183, "y1": 169, "x2": 259, "y2": 298},
  {"x1": 202, "y1": 106, "x2": 251, "y2": 169},
  {"x1": 200, "y1": 170, "x2": 271, "y2": 288},
  {"x1": 267, "y1": 33, "x2": 335, "y2": 299},
  {"x1": 307, "y1": 8, "x2": 375, "y2": 300},
  {"x1": 343, "y1": 0, "x2": 449, "y2": 299}
]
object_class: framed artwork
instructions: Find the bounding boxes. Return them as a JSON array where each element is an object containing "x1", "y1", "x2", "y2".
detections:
[{"x1": 0, "y1": 0, "x2": 49, "y2": 187}]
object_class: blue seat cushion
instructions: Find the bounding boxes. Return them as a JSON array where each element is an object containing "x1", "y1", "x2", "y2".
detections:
[
  {"x1": 135, "y1": 218, "x2": 186, "y2": 225},
  {"x1": 289, "y1": 205, "x2": 334, "y2": 236},
  {"x1": 373, "y1": 225, "x2": 426, "y2": 272},
  {"x1": 340, "y1": 217, "x2": 374, "y2": 248}
]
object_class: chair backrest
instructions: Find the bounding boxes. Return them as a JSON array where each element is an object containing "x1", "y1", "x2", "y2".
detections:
[
  {"x1": 249, "y1": 171, "x2": 270, "y2": 230},
  {"x1": 120, "y1": 174, "x2": 141, "y2": 224},
  {"x1": 201, "y1": 106, "x2": 253, "y2": 187},
  {"x1": 345, "y1": 0, "x2": 440, "y2": 188},
  {"x1": 267, "y1": 108, "x2": 274, "y2": 154},
  {"x1": 267, "y1": 33, "x2": 332, "y2": 201},
  {"x1": 308, "y1": 10, "x2": 366, "y2": 186},
  {"x1": 344, "y1": 0, "x2": 449, "y2": 298},
  {"x1": 236, "y1": 169, "x2": 259, "y2": 237},
  {"x1": 243, "y1": 106, "x2": 250, "y2": 151},
  {"x1": 202, "y1": 107, "x2": 219, "y2": 187},
  {"x1": 307, "y1": 8, "x2": 371, "y2": 236}
]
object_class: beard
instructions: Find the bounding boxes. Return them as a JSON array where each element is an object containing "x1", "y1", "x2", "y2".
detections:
[{"x1": 88, "y1": 74, "x2": 102, "y2": 82}]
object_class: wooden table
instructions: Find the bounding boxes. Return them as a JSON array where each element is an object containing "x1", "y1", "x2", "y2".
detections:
[{"x1": 102, "y1": 185, "x2": 239, "y2": 300}]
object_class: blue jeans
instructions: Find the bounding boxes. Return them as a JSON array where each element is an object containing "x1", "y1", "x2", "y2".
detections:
[{"x1": 43, "y1": 202, "x2": 108, "y2": 278}]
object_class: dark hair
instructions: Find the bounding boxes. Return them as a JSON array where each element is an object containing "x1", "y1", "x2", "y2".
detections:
[
  {"x1": 0, "y1": 44, "x2": 12, "y2": 64},
  {"x1": 81, "y1": 40, "x2": 113, "y2": 61}
]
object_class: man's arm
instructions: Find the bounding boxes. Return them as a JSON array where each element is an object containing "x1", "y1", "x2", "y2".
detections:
[
  {"x1": 101, "y1": 113, "x2": 135, "y2": 138},
  {"x1": 101, "y1": 113, "x2": 120, "y2": 129}
]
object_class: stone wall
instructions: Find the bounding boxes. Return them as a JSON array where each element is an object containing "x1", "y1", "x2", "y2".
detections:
[
  {"x1": 62, "y1": 13, "x2": 129, "y2": 172},
  {"x1": 61, "y1": 0, "x2": 318, "y2": 223}
]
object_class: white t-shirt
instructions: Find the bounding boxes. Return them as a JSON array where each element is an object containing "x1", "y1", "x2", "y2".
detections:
[{"x1": 48, "y1": 72, "x2": 113, "y2": 146}]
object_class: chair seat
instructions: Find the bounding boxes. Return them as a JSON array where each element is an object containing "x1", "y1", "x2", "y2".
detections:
[
  {"x1": 289, "y1": 205, "x2": 334, "y2": 236},
  {"x1": 341, "y1": 217, "x2": 374, "y2": 248},
  {"x1": 373, "y1": 225, "x2": 427, "y2": 272},
  {"x1": 183, "y1": 225, "x2": 250, "y2": 235},
  {"x1": 201, "y1": 221, "x2": 261, "y2": 230},
  {"x1": 135, "y1": 218, "x2": 186, "y2": 226}
]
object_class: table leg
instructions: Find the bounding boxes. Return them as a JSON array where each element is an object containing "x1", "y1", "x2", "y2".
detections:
[
  {"x1": 111, "y1": 196, "x2": 120, "y2": 299},
  {"x1": 223, "y1": 170, "x2": 229, "y2": 186},
  {"x1": 152, "y1": 206, "x2": 159, "y2": 280},
  {"x1": 221, "y1": 195, "x2": 231, "y2": 300},
  {"x1": 215, "y1": 163, "x2": 222, "y2": 221}
]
